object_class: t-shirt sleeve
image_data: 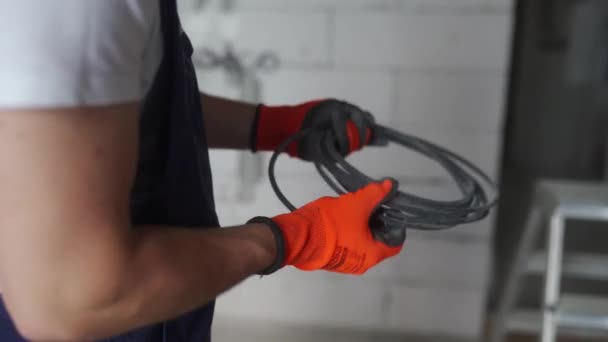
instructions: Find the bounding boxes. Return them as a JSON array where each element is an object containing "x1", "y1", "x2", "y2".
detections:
[{"x1": 0, "y1": 0, "x2": 159, "y2": 108}]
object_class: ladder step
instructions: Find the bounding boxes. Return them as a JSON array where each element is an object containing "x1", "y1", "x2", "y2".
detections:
[
  {"x1": 559, "y1": 294, "x2": 608, "y2": 331},
  {"x1": 526, "y1": 252, "x2": 608, "y2": 281},
  {"x1": 506, "y1": 310, "x2": 541, "y2": 334},
  {"x1": 506, "y1": 295, "x2": 608, "y2": 337},
  {"x1": 507, "y1": 311, "x2": 608, "y2": 338}
]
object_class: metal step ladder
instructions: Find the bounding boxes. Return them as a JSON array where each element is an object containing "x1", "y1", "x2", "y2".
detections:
[{"x1": 490, "y1": 180, "x2": 608, "y2": 342}]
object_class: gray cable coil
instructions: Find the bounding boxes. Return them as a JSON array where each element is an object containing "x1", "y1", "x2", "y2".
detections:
[{"x1": 268, "y1": 124, "x2": 498, "y2": 247}]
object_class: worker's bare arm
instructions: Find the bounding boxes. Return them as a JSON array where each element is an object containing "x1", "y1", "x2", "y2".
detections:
[
  {"x1": 201, "y1": 93, "x2": 258, "y2": 149},
  {"x1": 0, "y1": 105, "x2": 275, "y2": 341}
]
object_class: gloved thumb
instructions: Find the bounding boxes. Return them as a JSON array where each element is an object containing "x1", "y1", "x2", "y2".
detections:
[{"x1": 352, "y1": 178, "x2": 397, "y2": 214}]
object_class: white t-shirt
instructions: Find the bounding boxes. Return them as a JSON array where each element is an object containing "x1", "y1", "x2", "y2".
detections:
[{"x1": 0, "y1": 0, "x2": 163, "y2": 108}]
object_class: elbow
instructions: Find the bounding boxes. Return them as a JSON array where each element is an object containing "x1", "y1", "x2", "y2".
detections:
[
  {"x1": 12, "y1": 315, "x2": 88, "y2": 342},
  {"x1": 9, "y1": 300, "x2": 97, "y2": 341},
  {"x1": 3, "y1": 235, "x2": 135, "y2": 340},
  {"x1": 6, "y1": 263, "x2": 132, "y2": 341},
  {"x1": 9, "y1": 283, "x2": 128, "y2": 341}
]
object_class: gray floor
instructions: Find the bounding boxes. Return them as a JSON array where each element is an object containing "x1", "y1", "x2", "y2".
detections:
[{"x1": 212, "y1": 316, "x2": 471, "y2": 342}]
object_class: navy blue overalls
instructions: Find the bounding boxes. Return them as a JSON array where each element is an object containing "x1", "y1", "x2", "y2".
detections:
[{"x1": 0, "y1": 0, "x2": 219, "y2": 340}]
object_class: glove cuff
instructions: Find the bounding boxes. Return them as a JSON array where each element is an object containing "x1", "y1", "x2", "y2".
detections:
[
  {"x1": 250, "y1": 101, "x2": 325, "y2": 154},
  {"x1": 248, "y1": 216, "x2": 286, "y2": 275}
]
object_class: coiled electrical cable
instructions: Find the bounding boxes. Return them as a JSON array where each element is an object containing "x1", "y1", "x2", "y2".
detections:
[{"x1": 268, "y1": 124, "x2": 498, "y2": 247}]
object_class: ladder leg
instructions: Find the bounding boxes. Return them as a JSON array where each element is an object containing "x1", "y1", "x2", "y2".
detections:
[
  {"x1": 540, "y1": 212, "x2": 565, "y2": 342},
  {"x1": 489, "y1": 205, "x2": 544, "y2": 342}
]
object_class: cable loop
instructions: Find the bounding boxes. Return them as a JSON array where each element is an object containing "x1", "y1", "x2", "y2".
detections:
[{"x1": 268, "y1": 124, "x2": 498, "y2": 245}]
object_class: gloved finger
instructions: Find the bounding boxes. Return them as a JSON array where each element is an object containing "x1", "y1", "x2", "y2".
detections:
[
  {"x1": 371, "y1": 219, "x2": 407, "y2": 247},
  {"x1": 345, "y1": 121, "x2": 373, "y2": 152},
  {"x1": 345, "y1": 121, "x2": 362, "y2": 152},
  {"x1": 329, "y1": 110, "x2": 350, "y2": 155},
  {"x1": 349, "y1": 109, "x2": 372, "y2": 151},
  {"x1": 369, "y1": 197, "x2": 407, "y2": 247},
  {"x1": 342, "y1": 102, "x2": 374, "y2": 151},
  {"x1": 361, "y1": 110, "x2": 375, "y2": 143},
  {"x1": 352, "y1": 178, "x2": 397, "y2": 214},
  {"x1": 377, "y1": 243, "x2": 404, "y2": 258}
]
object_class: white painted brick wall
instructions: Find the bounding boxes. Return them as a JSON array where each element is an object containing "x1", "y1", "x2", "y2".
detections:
[
  {"x1": 216, "y1": 269, "x2": 387, "y2": 329},
  {"x1": 386, "y1": 285, "x2": 486, "y2": 337},
  {"x1": 366, "y1": 233, "x2": 492, "y2": 290},
  {"x1": 216, "y1": 267, "x2": 488, "y2": 337},
  {"x1": 335, "y1": 12, "x2": 511, "y2": 70},
  {"x1": 237, "y1": 11, "x2": 332, "y2": 66},
  {"x1": 395, "y1": 71, "x2": 507, "y2": 130},
  {"x1": 180, "y1": 0, "x2": 512, "y2": 339},
  {"x1": 261, "y1": 70, "x2": 394, "y2": 123}
]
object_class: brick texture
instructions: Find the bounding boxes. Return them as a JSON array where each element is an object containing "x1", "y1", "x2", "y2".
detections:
[{"x1": 180, "y1": 0, "x2": 512, "y2": 338}]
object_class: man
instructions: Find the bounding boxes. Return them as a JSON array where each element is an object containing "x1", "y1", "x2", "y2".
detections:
[{"x1": 0, "y1": 1, "x2": 402, "y2": 341}]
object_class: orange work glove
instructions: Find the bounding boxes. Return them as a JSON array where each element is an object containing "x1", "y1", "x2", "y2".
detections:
[
  {"x1": 251, "y1": 99, "x2": 375, "y2": 160},
  {"x1": 250, "y1": 179, "x2": 402, "y2": 275}
]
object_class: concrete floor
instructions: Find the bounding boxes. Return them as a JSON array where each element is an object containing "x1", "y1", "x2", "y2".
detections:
[
  {"x1": 212, "y1": 316, "x2": 470, "y2": 342},
  {"x1": 212, "y1": 317, "x2": 605, "y2": 342}
]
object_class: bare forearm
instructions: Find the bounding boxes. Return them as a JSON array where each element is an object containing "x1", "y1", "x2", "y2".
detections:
[
  {"x1": 201, "y1": 93, "x2": 257, "y2": 149},
  {"x1": 88, "y1": 223, "x2": 274, "y2": 339},
  {"x1": 16, "y1": 223, "x2": 275, "y2": 341}
]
